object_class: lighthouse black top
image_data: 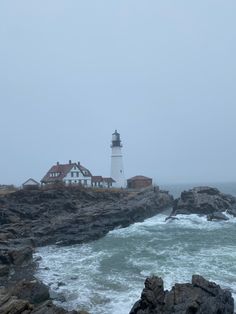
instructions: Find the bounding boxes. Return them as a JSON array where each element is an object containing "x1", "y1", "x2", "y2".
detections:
[{"x1": 111, "y1": 130, "x2": 122, "y2": 147}]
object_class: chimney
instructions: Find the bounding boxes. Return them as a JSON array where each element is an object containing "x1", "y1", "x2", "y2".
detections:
[
  {"x1": 57, "y1": 161, "x2": 59, "y2": 165},
  {"x1": 77, "y1": 161, "x2": 80, "y2": 166},
  {"x1": 69, "y1": 160, "x2": 72, "y2": 164}
]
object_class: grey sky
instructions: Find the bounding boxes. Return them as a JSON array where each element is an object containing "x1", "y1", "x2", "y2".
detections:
[{"x1": 1, "y1": 1, "x2": 236, "y2": 185}]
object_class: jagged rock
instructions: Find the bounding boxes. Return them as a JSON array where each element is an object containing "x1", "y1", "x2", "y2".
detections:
[
  {"x1": 0, "y1": 187, "x2": 173, "y2": 247},
  {"x1": 0, "y1": 265, "x2": 9, "y2": 277},
  {"x1": 0, "y1": 250, "x2": 11, "y2": 265},
  {"x1": 0, "y1": 295, "x2": 33, "y2": 313},
  {"x1": 8, "y1": 247, "x2": 33, "y2": 266},
  {"x1": 11, "y1": 279, "x2": 50, "y2": 304},
  {"x1": 130, "y1": 275, "x2": 234, "y2": 314},
  {"x1": 207, "y1": 211, "x2": 229, "y2": 221},
  {"x1": 0, "y1": 288, "x2": 80, "y2": 314},
  {"x1": 227, "y1": 204, "x2": 236, "y2": 217},
  {"x1": 165, "y1": 216, "x2": 179, "y2": 222},
  {"x1": 31, "y1": 300, "x2": 78, "y2": 314},
  {"x1": 171, "y1": 186, "x2": 236, "y2": 217}
]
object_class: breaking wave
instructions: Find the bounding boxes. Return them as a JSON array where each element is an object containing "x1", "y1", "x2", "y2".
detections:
[{"x1": 34, "y1": 212, "x2": 236, "y2": 314}]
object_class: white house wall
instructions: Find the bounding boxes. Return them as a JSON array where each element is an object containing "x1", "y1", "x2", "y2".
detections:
[{"x1": 63, "y1": 166, "x2": 92, "y2": 186}]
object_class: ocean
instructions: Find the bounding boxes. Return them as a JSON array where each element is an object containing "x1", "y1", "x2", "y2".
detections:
[{"x1": 34, "y1": 183, "x2": 236, "y2": 314}]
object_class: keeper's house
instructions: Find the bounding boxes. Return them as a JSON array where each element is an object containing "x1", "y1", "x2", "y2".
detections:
[
  {"x1": 41, "y1": 160, "x2": 92, "y2": 186},
  {"x1": 41, "y1": 160, "x2": 116, "y2": 188}
]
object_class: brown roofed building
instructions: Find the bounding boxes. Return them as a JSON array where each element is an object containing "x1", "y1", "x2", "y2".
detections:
[
  {"x1": 41, "y1": 160, "x2": 92, "y2": 187},
  {"x1": 127, "y1": 175, "x2": 152, "y2": 189},
  {"x1": 103, "y1": 177, "x2": 116, "y2": 188},
  {"x1": 91, "y1": 176, "x2": 104, "y2": 187},
  {"x1": 92, "y1": 176, "x2": 116, "y2": 188}
]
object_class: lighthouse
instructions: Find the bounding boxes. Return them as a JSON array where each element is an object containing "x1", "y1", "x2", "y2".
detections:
[{"x1": 110, "y1": 130, "x2": 126, "y2": 188}]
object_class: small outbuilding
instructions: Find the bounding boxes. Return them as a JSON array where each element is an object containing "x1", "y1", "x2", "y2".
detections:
[
  {"x1": 22, "y1": 178, "x2": 40, "y2": 190},
  {"x1": 103, "y1": 177, "x2": 116, "y2": 188},
  {"x1": 91, "y1": 176, "x2": 104, "y2": 187},
  {"x1": 127, "y1": 175, "x2": 153, "y2": 189},
  {"x1": 91, "y1": 176, "x2": 116, "y2": 188}
]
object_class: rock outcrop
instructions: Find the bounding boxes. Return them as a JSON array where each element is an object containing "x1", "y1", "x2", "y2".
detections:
[
  {"x1": 0, "y1": 187, "x2": 173, "y2": 247},
  {"x1": 130, "y1": 275, "x2": 234, "y2": 314},
  {"x1": 170, "y1": 186, "x2": 236, "y2": 218},
  {"x1": 0, "y1": 287, "x2": 79, "y2": 314}
]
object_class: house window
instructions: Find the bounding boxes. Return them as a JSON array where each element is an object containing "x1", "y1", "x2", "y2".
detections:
[
  {"x1": 77, "y1": 172, "x2": 79, "y2": 177},
  {"x1": 71, "y1": 172, "x2": 74, "y2": 177},
  {"x1": 84, "y1": 180, "x2": 87, "y2": 186}
]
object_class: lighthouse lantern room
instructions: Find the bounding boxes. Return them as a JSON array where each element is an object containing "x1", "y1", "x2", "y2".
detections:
[{"x1": 110, "y1": 130, "x2": 126, "y2": 188}]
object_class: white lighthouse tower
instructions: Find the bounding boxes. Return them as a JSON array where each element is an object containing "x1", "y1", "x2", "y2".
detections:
[{"x1": 110, "y1": 130, "x2": 126, "y2": 188}]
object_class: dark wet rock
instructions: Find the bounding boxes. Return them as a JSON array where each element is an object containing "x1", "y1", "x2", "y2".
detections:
[
  {"x1": 0, "y1": 250, "x2": 11, "y2": 265},
  {"x1": 0, "y1": 187, "x2": 173, "y2": 247},
  {"x1": 227, "y1": 204, "x2": 236, "y2": 217},
  {"x1": 0, "y1": 296, "x2": 32, "y2": 313},
  {"x1": 31, "y1": 300, "x2": 79, "y2": 314},
  {"x1": 11, "y1": 279, "x2": 50, "y2": 304},
  {"x1": 8, "y1": 246, "x2": 33, "y2": 266},
  {"x1": 0, "y1": 265, "x2": 9, "y2": 277},
  {"x1": 57, "y1": 282, "x2": 66, "y2": 288},
  {"x1": 130, "y1": 275, "x2": 234, "y2": 314},
  {"x1": 0, "y1": 286, "x2": 80, "y2": 314},
  {"x1": 207, "y1": 211, "x2": 229, "y2": 221},
  {"x1": 171, "y1": 186, "x2": 236, "y2": 217},
  {"x1": 165, "y1": 216, "x2": 179, "y2": 222}
]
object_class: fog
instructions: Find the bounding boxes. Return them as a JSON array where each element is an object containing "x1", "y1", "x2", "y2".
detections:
[{"x1": 1, "y1": 1, "x2": 236, "y2": 185}]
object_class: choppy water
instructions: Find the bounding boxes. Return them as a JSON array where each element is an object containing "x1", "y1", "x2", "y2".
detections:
[{"x1": 35, "y1": 183, "x2": 236, "y2": 314}]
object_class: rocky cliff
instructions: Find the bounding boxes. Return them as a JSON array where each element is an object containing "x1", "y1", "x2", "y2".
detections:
[
  {"x1": 0, "y1": 186, "x2": 173, "y2": 247},
  {"x1": 0, "y1": 186, "x2": 173, "y2": 314}
]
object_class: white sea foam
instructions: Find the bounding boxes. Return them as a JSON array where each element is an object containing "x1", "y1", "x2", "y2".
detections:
[{"x1": 34, "y1": 212, "x2": 236, "y2": 314}]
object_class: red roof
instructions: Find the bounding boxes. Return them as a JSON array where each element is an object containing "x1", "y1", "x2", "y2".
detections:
[
  {"x1": 41, "y1": 162, "x2": 92, "y2": 183},
  {"x1": 78, "y1": 164, "x2": 92, "y2": 177}
]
